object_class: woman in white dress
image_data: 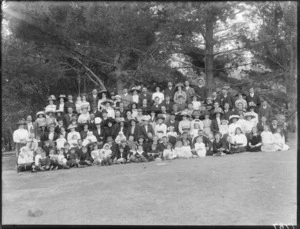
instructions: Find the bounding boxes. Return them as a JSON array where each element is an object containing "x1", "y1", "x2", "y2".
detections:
[{"x1": 273, "y1": 127, "x2": 289, "y2": 151}]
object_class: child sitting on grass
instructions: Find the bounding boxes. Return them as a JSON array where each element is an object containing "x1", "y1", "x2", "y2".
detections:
[
  {"x1": 163, "y1": 143, "x2": 177, "y2": 160},
  {"x1": 261, "y1": 125, "x2": 276, "y2": 152},
  {"x1": 147, "y1": 144, "x2": 161, "y2": 162},
  {"x1": 66, "y1": 147, "x2": 80, "y2": 168},
  {"x1": 133, "y1": 145, "x2": 149, "y2": 162},
  {"x1": 17, "y1": 145, "x2": 34, "y2": 172},
  {"x1": 100, "y1": 143, "x2": 113, "y2": 165},
  {"x1": 78, "y1": 146, "x2": 92, "y2": 166},
  {"x1": 55, "y1": 133, "x2": 67, "y2": 150},
  {"x1": 57, "y1": 149, "x2": 70, "y2": 169},
  {"x1": 33, "y1": 147, "x2": 50, "y2": 171},
  {"x1": 91, "y1": 143, "x2": 102, "y2": 165},
  {"x1": 194, "y1": 136, "x2": 207, "y2": 157},
  {"x1": 212, "y1": 132, "x2": 226, "y2": 156}
]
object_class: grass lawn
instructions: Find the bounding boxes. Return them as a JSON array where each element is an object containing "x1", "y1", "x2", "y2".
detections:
[{"x1": 2, "y1": 133, "x2": 297, "y2": 225}]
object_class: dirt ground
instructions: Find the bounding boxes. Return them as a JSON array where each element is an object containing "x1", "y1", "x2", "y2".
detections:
[{"x1": 2, "y1": 133, "x2": 297, "y2": 225}]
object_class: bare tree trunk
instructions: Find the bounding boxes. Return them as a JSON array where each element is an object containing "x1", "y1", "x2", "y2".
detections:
[
  {"x1": 286, "y1": 36, "x2": 297, "y2": 132},
  {"x1": 205, "y1": 18, "x2": 215, "y2": 95}
]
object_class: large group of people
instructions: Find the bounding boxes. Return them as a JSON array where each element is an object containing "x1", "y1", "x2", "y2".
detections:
[{"x1": 13, "y1": 78, "x2": 290, "y2": 173}]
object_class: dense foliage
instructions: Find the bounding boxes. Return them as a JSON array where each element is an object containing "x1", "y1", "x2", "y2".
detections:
[{"x1": 2, "y1": 1, "x2": 297, "y2": 146}]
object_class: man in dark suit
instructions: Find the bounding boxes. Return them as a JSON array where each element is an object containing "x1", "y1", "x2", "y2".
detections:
[
  {"x1": 65, "y1": 95, "x2": 76, "y2": 111},
  {"x1": 138, "y1": 116, "x2": 155, "y2": 140},
  {"x1": 25, "y1": 115, "x2": 36, "y2": 135},
  {"x1": 93, "y1": 118, "x2": 104, "y2": 143},
  {"x1": 194, "y1": 78, "x2": 208, "y2": 101},
  {"x1": 88, "y1": 89, "x2": 100, "y2": 114},
  {"x1": 212, "y1": 91, "x2": 221, "y2": 105},
  {"x1": 222, "y1": 102, "x2": 232, "y2": 121},
  {"x1": 183, "y1": 80, "x2": 196, "y2": 104},
  {"x1": 165, "y1": 112, "x2": 179, "y2": 133},
  {"x1": 139, "y1": 87, "x2": 152, "y2": 105},
  {"x1": 246, "y1": 87, "x2": 261, "y2": 112},
  {"x1": 220, "y1": 86, "x2": 235, "y2": 109},
  {"x1": 163, "y1": 81, "x2": 176, "y2": 102},
  {"x1": 258, "y1": 100, "x2": 273, "y2": 123},
  {"x1": 160, "y1": 95, "x2": 174, "y2": 114},
  {"x1": 63, "y1": 107, "x2": 74, "y2": 129},
  {"x1": 55, "y1": 117, "x2": 65, "y2": 134},
  {"x1": 126, "y1": 119, "x2": 139, "y2": 141}
]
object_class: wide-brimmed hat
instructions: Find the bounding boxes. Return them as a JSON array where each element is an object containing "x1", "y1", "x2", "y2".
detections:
[
  {"x1": 48, "y1": 123, "x2": 55, "y2": 128},
  {"x1": 114, "y1": 95, "x2": 122, "y2": 99},
  {"x1": 16, "y1": 119, "x2": 26, "y2": 126},
  {"x1": 235, "y1": 90, "x2": 247, "y2": 97},
  {"x1": 129, "y1": 87, "x2": 141, "y2": 93},
  {"x1": 141, "y1": 115, "x2": 150, "y2": 121},
  {"x1": 206, "y1": 96, "x2": 213, "y2": 101},
  {"x1": 58, "y1": 94, "x2": 67, "y2": 101},
  {"x1": 213, "y1": 108, "x2": 224, "y2": 115},
  {"x1": 129, "y1": 118, "x2": 139, "y2": 124},
  {"x1": 221, "y1": 119, "x2": 229, "y2": 124},
  {"x1": 157, "y1": 114, "x2": 165, "y2": 120},
  {"x1": 103, "y1": 117, "x2": 116, "y2": 127},
  {"x1": 47, "y1": 95, "x2": 56, "y2": 101},
  {"x1": 229, "y1": 115, "x2": 240, "y2": 121},
  {"x1": 175, "y1": 82, "x2": 184, "y2": 90},
  {"x1": 244, "y1": 112, "x2": 255, "y2": 119},
  {"x1": 95, "y1": 117, "x2": 102, "y2": 125},
  {"x1": 36, "y1": 111, "x2": 45, "y2": 118},
  {"x1": 45, "y1": 108, "x2": 55, "y2": 115},
  {"x1": 101, "y1": 99, "x2": 114, "y2": 106},
  {"x1": 81, "y1": 105, "x2": 89, "y2": 111},
  {"x1": 180, "y1": 111, "x2": 189, "y2": 117},
  {"x1": 67, "y1": 124, "x2": 78, "y2": 130},
  {"x1": 56, "y1": 116, "x2": 63, "y2": 122},
  {"x1": 80, "y1": 121, "x2": 89, "y2": 127},
  {"x1": 55, "y1": 109, "x2": 64, "y2": 114},
  {"x1": 248, "y1": 104, "x2": 257, "y2": 111},
  {"x1": 192, "y1": 94, "x2": 201, "y2": 100},
  {"x1": 98, "y1": 89, "x2": 111, "y2": 98},
  {"x1": 192, "y1": 110, "x2": 201, "y2": 118}
]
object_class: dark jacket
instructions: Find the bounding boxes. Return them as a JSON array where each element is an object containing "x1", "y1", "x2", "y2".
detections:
[
  {"x1": 126, "y1": 125, "x2": 139, "y2": 141},
  {"x1": 219, "y1": 94, "x2": 235, "y2": 109},
  {"x1": 139, "y1": 93, "x2": 152, "y2": 105},
  {"x1": 138, "y1": 124, "x2": 155, "y2": 139},
  {"x1": 246, "y1": 93, "x2": 261, "y2": 108},
  {"x1": 160, "y1": 101, "x2": 174, "y2": 113},
  {"x1": 93, "y1": 128, "x2": 104, "y2": 142},
  {"x1": 45, "y1": 132, "x2": 59, "y2": 141},
  {"x1": 63, "y1": 113, "x2": 74, "y2": 129},
  {"x1": 116, "y1": 145, "x2": 130, "y2": 160},
  {"x1": 194, "y1": 86, "x2": 208, "y2": 101},
  {"x1": 163, "y1": 87, "x2": 176, "y2": 102}
]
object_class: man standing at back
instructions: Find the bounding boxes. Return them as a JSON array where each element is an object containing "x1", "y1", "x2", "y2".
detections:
[
  {"x1": 183, "y1": 80, "x2": 195, "y2": 104},
  {"x1": 121, "y1": 88, "x2": 132, "y2": 109},
  {"x1": 246, "y1": 87, "x2": 261, "y2": 113},
  {"x1": 139, "y1": 87, "x2": 152, "y2": 105},
  {"x1": 163, "y1": 82, "x2": 176, "y2": 102},
  {"x1": 88, "y1": 89, "x2": 100, "y2": 114},
  {"x1": 194, "y1": 78, "x2": 208, "y2": 102}
]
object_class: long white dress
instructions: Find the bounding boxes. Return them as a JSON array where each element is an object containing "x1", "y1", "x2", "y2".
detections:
[
  {"x1": 273, "y1": 133, "x2": 289, "y2": 151},
  {"x1": 194, "y1": 142, "x2": 206, "y2": 157}
]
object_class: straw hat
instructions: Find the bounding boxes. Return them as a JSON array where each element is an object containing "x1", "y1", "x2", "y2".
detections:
[
  {"x1": 101, "y1": 99, "x2": 114, "y2": 106},
  {"x1": 48, "y1": 123, "x2": 55, "y2": 128},
  {"x1": 36, "y1": 111, "x2": 45, "y2": 118},
  {"x1": 141, "y1": 115, "x2": 150, "y2": 121},
  {"x1": 244, "y1": 112, "x2": 255, "y2": 119},
  {"x1": 129, "y1": 87, "x2": 141, "y2": 93},
  {"x1": 55, "y1": 109, "x2": 64, "y2": 114},
  {"x1": 67, "y1": 124, "x2": 78, "y2": 130},
  {"x1": 47, "y1": 95, "x2": 56, "y2": 101},
  {"x1": 180, "y1": 111, "x2": 189, "y2": 117},
  {"x1": 229, "y1": 115, "x2": 240, "y2": 121},
  {"x1": 98, "y1": 89, "x2": 111, "y2": 98},
  {"x1": 192, "y1": 110, "x2": 201, "y2": 118},
  {"x1": 58, "y1": 94, "x2": 67, "y2": 101},
  {"x1": 45, "y1": 108, "x2": 55, "y2": 115},
  {"x1": 157, "y1": 114, "x2": 166, "y2": 120},
  {"x1": 95, "y1": 117, "x2": 102, "y2": 125},
  {"x1": 221, "y1": 119, "x2": 229, "y2": 124},
  {"x1": 16, "y1": 119, "x2": 26, "y2": 126}
]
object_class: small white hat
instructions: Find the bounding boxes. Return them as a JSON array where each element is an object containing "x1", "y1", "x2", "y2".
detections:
[{"x1": 95, "y1": 117, "x2": 102, "y2": 124}]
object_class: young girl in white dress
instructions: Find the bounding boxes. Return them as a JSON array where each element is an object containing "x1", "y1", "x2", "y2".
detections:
[
  {"x1": 273, "y1": 127, "x2": 289, "y2": 151},
  {"x1": 261, "y1": 125, "x2": 276, "y2": 152},
  {"x1": 163, "y1": 143, "x2": 177, "y2": 160},
  {"x1": 194, "y1": 136, "x2": 206, "y2": 157}
]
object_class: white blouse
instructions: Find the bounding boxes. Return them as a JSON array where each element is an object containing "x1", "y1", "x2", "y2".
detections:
[
  {"x1": 152, "y1": 92, "x2": 164, "y2": 104},
  {"x1": 132, "y1": 95, "x2": 139, "y2": 104},
  {"x1": 192, "y1": 101, "x2": 201, "y2": 110},
  {"x1": 261, "y1": 131, "x2": 274, "y2": 144},
  {"x1": 228, "y1": 123, "x2": 242, "y2": 136},
  {"x1": 231, "y1": 134, "x2": 247, "y2": 147},
  {"x1": 13, "y1": 129, "x2": 29, "y2": 143}
]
